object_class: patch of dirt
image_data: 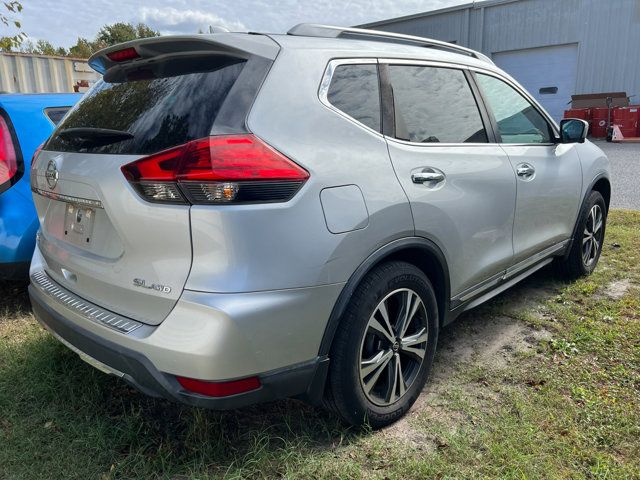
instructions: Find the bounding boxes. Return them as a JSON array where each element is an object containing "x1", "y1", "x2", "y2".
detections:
[
  {"x1": 602, "y1": 279, "x2": 632, "y2": 299},
  {"x1": 380, "y1": 270, "x2": 557, "y2": 447}
]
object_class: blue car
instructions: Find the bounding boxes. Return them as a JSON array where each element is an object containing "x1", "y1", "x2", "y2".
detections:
[{"x1": 0, "y1": 93, "x2": 81, "y2": 281}]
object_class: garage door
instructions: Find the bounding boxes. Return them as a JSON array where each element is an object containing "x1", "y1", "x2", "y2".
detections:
[{"x1": 493, "y1": 44, "x2": 578, "y2": 122}]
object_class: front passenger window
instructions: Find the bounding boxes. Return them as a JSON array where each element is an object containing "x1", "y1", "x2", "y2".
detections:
[{"x1": 476, "y1": 73, "x2": 553, "y2": 144}]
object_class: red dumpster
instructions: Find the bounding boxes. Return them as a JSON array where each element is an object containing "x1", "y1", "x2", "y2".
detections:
[
  {"x1": 564, "y1": 108, "x2": 591, "y2": 120},
  {"x1": 591, "y1": 107, "x2": 614, "y2": 138},
  {"x1": 612, "y1": 107, "x2": 639, "y2": 138}
]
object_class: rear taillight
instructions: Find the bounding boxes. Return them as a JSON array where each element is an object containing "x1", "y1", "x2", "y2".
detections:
[
  {"x1": 0, "y1": 114, "x2": 20, "y2": 193},
  {"x1": 121, "y1": 135, "x2": 309, "y2": 205}
]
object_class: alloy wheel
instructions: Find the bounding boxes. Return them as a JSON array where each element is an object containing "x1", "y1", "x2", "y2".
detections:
[
  {"x1": 358, "y1": 288, "x2": 428, "y2": 406},
  {"x1": 582, "y1": 204, "x2": 603, "y2": 267}
]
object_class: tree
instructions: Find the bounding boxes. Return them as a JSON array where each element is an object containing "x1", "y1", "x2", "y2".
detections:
[
  {"x1": 95, "y1": 22, "x2": 159, "y2": 49},
  {"x1": 67, "y1": 22, "x2": 159, "y2": 59},
  {"x1": 1, "y1": 1, "x2": 25, "y2": 49},
  {"x1": 35, "y1": 39, "x2": 57, "y2": 56},
  {"x1": 68, "y1": 37, "x2": 94, "y2": 58},
  {"x1": 0, "y1": 36, "x2": 15, "y2": 51}
]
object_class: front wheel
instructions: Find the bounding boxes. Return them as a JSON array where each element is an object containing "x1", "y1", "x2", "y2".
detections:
[
  {"x1": 324, "y1": 261, "x2": 439, "y2": 428},
  {"x1": 556, "y1": 190, "x2": 607, "y2": 279}
]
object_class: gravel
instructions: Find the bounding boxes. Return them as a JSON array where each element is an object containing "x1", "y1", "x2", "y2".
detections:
[{"x1": 594, "y1": 140, "x2": 640, "y2": 210}]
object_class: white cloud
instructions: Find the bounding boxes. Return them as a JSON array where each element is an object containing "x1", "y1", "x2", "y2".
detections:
[
  {"x1": 21, "y1": 0, "x2": 467, "y2": 48},
  {"x1": 138, "y1": 7, "x2": 247, "y2": 34}
]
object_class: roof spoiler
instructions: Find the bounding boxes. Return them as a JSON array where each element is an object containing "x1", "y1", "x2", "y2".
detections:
[{"x1": 88, "y1": 34, "x2": 279, "y2": 75}]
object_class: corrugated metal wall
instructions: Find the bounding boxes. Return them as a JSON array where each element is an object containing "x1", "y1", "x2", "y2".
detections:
[
  {"x1": 364, "y1": 0, "x2": 640, "y2": 101},
  {"x1": 0, "y1": 53, "x2": 101, "y2": 93}
]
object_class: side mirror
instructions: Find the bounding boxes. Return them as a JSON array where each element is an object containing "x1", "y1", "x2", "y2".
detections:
[{"x1": 560, "y1": 118, "x2": 589, "y2": 144}]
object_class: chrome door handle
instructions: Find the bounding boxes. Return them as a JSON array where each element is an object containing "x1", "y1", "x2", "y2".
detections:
[
  {"x1": 411, "y1": 171, "x2": 445, "y2": 184},
  {"x1": 516, "y1": 164, "x2": 535, "y2": 177}
]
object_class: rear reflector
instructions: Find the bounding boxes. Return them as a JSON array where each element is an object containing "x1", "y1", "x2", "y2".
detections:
[
  {"x1": 176, "y1": 375, "x2": 261, "y2": 397},
  {"x1": 121, "y1": 135, "x2": 309, "y2": 204},
  {"x1": 107, "y1": 47, "x2": 140, "y2": 62},
  {"x1": 0, "y1": 114, "x2": 19, "y2": 192}
]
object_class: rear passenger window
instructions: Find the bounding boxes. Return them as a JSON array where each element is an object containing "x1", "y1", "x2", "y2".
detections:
[
  {"x1": 327, "y1": 64, "x2": 381, "y2": 133},
  {"x1": 476, "y1": 73, "x2": 553, "y2": 144},
  {"x1": 388, "y1": 65, "x2": 487, "y2": 143}
]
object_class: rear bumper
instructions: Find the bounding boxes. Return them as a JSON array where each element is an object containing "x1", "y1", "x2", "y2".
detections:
[{"x1": 28, "y1": 268, "x2": 340, "y2": 408}]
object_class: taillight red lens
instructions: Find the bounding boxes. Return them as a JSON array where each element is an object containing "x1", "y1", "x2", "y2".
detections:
[
  {"x1": 121, "y1": 135, "x2": 309, "y2": 204},
  {"x1": 176, "y1": 375, "x2": 261, "y2": 397},
  {"x1": 0, "y1": 114, "x2": 19, "y2": 190},
  {"x1": 106, "y1": 47, "x2": 140, "y2": 62}
]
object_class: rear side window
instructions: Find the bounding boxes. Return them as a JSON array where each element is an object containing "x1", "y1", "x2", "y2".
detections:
[
  {"x1": 476, "y1": 73, "x2": 553, "y2": 144},
  {"x1": 44, "y1": 107, "x2": 71, "y2": 125},
  {"x1": 388, "y1": 65, "x2": 488, "y2": 143},
  {"x1": 46, "y1": 59, "x2": 245, "y2": 155},
  {"x1": 327, "y1": 64, "x2": 381, "y2": 133}
]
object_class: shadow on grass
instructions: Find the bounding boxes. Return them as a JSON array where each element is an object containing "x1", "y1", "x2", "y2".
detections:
[{"x1": 0, "y1": 267, "x2": 564, "y2": 478}]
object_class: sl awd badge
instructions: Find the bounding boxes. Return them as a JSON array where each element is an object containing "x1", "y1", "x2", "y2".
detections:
[{"x1": 133, "y1": 278, "x2": 172, "y2": 294}]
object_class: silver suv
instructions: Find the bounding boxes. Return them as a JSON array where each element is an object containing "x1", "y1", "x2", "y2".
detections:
[{"x1": 29, "y1": 24, "x2": 611, "y2": 427}]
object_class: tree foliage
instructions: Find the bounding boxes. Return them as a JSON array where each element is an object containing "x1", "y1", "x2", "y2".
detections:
[
  {"x1": 1, "y1": 20, "x2": 159, "y2": 58},
  {"x1": 1, "y1": 1, "x2": 25, "y2": 49},
  {"x1": 67, "y1": 22, "x2": 159, "y2": 58}
]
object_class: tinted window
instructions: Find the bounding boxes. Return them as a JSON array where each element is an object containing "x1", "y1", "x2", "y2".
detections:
[
  {"x1": 327, "y1": 64, "x2": 381, "y2": 132},
  {"x1": 388, "y1": 65, "x2": 487, "y2": 143},
  {"x1": 46, "y1": 60, "x2": 245, "y2": 154},
  {"x1": 476, "y1": 73, "x2": 553, "y2": 144},
  {"x1": 44, "y1": 107, "x2": 71, "y2": 125}
]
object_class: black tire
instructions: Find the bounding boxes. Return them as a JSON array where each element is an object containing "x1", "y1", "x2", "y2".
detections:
[
  {"x1": 556, "y1": 190, "x2": 607, "y2": 279},
  {"x1": 324, "y1": 261, "x2": 439, "y2": 428}
]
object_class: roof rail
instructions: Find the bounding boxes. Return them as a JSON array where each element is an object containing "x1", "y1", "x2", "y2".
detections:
[{"x1": 287, "y1": 23, "x2": 493, "y2": 64}]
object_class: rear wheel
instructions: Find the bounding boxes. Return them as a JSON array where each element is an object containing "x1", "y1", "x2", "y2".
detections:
[
  {"x1": 324, "y1": 261, "x2": 438, "y2": 428},
  {"x1": 557, "y1": 190, "x2": 607, "y2": 279}
]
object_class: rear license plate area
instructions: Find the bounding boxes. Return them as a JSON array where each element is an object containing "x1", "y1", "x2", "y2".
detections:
[{"x1": 64, "y1": 204, "x2": 95, "y2": 246}]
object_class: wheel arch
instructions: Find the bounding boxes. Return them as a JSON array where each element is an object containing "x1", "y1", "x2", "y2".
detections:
[
  {"x1": 564, "y1": 173, "x2": 611, "y2": 260},
  {"x1": 592, "y1": 176, "x2": 611, "y2": 213},
  {"x1": 317, "y1": 237, "x2": 451, "y2": 358}
]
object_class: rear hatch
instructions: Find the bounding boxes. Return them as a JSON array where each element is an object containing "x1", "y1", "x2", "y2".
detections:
[{"x1": 31, "y1": 35, "x2": 278, "y2": 325}]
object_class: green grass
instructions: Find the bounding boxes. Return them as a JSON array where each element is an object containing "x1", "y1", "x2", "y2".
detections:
[{"x1": 1, "y1": 210, "x2": 639, "y2": 479}]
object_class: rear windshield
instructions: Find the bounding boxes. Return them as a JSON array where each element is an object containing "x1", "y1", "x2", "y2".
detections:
[{"x1": 46, "y1": 60, "x2": 245, "y2": 155}]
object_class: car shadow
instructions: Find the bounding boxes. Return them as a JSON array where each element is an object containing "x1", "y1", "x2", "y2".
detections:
[{"x1": 0, "y1": 266, "x2": 564, "y2": 474}]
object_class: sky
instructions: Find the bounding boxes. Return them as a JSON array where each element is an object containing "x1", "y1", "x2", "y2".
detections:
[{"x1": 12, "y1": 0, "x2": 469, "y2": 48}]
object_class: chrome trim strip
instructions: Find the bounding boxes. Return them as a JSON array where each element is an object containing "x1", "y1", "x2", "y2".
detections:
[
  {"x1": 31, "y1": 270, "x2": 142, "y2": 334},
  {"x1": 462, "y1": 258, "x2": 554, "y2": 313},
  {"x1": 319, "y1": 56, "x2": 558, "y2": 147},
  {"x1": 318, "y1": 58, "x2": 384, "y2": 139},
  {"x1": 503, "y1": 240, "x2": 568, "y2": 280},
  {"x1": 454, "y1": 270, "x2": 505, "y2": 303},
  {"x1": 451, "y1": 240, "x2": 569, "y2": 308},
  {"x1": 31, "y1": 187, "x2": 104, "y2": 209}
]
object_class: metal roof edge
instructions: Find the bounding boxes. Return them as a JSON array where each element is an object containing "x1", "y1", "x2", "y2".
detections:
[{"x1": 357, "y1": 0, "x2": 522, "y2": 28}]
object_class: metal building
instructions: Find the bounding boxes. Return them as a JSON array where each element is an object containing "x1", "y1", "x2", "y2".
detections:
[
  {"x1": 0, "y1": 53, "x2": 101, "y2": 94},
  {"x1": 360, "y1": 0, "x2": 640, "y2": 121}
]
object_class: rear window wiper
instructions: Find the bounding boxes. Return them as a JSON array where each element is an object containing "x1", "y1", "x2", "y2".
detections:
[{"x1": 57, "y1": 127, "x2": 134, "y2": 148}]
